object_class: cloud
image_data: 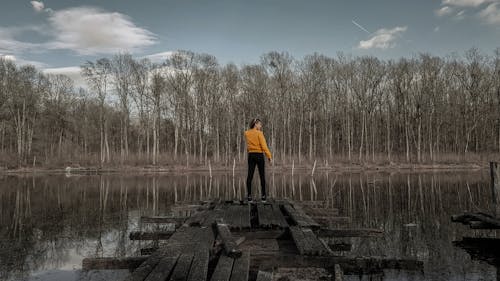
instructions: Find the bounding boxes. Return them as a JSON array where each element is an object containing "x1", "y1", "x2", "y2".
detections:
[
  {"x1": 43, "y1": 66, "x2": 86, "y2": 88},
  {"x1": 45, "y1": 7, "x2": 156, "y2": 55},
  {"x1": 442, "y1": 0, "x2": 495, "y2": 7},
  {"x1": 435, "y1": 6, "x2": 454, "y2": 16},
  {"x1": 358, "y1": 26, "x2": 407, "y2": 50},
  {"x1": 0, "y1": 54, "x2": 17, "y2": 61},
  {"x1": 143, "y1": 51, "x2": 175, "y2": 63},
  {"x1": 479, "y1": 2, "x2": 500, "y2": 24},
  {"x1": 0, "y1": 27, "x2": 38, "y2": 53},
  {"x1": 30, "y1": 1, "x2": 44, "y2": 12}
]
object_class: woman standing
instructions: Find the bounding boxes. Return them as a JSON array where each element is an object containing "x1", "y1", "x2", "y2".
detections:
[{"x1": 244, "y1": 118, "x2": 272, "y2": 202}]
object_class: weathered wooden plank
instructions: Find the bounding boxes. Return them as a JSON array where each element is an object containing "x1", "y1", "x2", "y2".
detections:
[
  {"x1": 187, "y1": 248, "x2": 210, "y2": 281},
  {"x1": 229, "y1": 252, "x2": 250, "y2": 281},
  {"x1": 328, "y1": 243, "x2": 352, "y2": 252},
  {"x1": 316, "y1": 228, "x2": 384, "y2": 238},
  {"x1": 257, "y1": 204, "x2": 272, "y2": 228},
  {"x1": 302, "y1": 227, "x2": 330, "y2": 255},
  {"x1": 125, "y1": 253, "x2": 163, "y2": 281},
  {"x1": 269, "y1": 204, "x2": 288, "y2": 228},
  {"x1": 303, "y1": 207, "x2": 340, "y2": 217},
  {"x1": 282, "y1": 204, "x2": 320, "y2": 228},
  {"x1": 141, "y1": 216, "x2": 186, "y2": 224},
  {"x1": 255, "y1": 270, "x2": 272, "y2": 281},
  {"x1": 169, "y1": 253, "x2": 194, "y2": 281},
  {"x1": 250, "y1": 253, "x2": 424, "y2": 274},
  {"x1": 216, "y1": 222, "x2": 242, "y2": 258},
  {"x1": 289, "y1": 226, "x2": 307, "y2": 255},
  {"x1": 129, "y1": 231, "x2": 174, "y2": 241},
  {"x1": 82, "y1": 257, "x2": 147, "y2": 270},
  {"x1": 144, "y1": 255, "x2": 179, "y2": 281},
  {"x1": 210, "y1": 255, "x2": 234, "y2": 281},
  {"x1": 334, "y1": 264, "x2": 343, "y2": 281}
]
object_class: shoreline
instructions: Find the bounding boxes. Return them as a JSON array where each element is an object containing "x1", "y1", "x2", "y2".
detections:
[{"x1": 0, "y1": 162, "x2": 488, "y2": 175}]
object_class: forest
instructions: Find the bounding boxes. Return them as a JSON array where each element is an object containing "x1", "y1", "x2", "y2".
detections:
[{"x1": 0, "y1": 48, "x2": 499, "y2": 169}]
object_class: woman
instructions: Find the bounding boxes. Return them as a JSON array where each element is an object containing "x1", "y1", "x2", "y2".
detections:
[{"x1": 244, "y1": 118, "x2": 272, "y2": 202}]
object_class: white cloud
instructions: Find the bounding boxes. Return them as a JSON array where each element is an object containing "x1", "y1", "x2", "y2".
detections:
[
  {"x1": 43, "y1": 66, "x2": 86, "y2": 88},
  {"x1": 442, "y1": 0, "x2": 495, "y2": 7},
  {"x1": 45, "y1": 7, "x2": 156, "y2": 55},
  {"x1": 479, "y1": 2, "x2": 500, "y2": 24},
  {"x1": 0, "y1": 54, "x2": 16, "y2": 61},
  {"x1": 434, "y1": 26, "x2": 441, "y2": 32},
  {"x1": 30, "y1": 1, "x2": 44, "y2": 12},
  {"x1": 435, "y1": 6, "x2": 454, "y2": 16},
  {"x1": 358, "y1": 26, "x2": 407, "y2": 50},
  {"x1": 143, "y1": 51, "x2": 175, "y2": 63}
]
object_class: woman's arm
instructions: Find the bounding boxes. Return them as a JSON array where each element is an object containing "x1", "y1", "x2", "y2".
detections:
[{"x1": 258, "y1": 131, "x2": 272, "y2": 160}]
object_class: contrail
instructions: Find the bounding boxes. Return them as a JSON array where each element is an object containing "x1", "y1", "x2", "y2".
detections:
[{"x1": 352, "y1": 20, "x2": 370, "y2": 34}]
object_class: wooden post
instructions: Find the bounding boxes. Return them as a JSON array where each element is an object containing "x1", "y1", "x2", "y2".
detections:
[{"x1": 491, "y1": 162, "x2": 500, "y2": 217}]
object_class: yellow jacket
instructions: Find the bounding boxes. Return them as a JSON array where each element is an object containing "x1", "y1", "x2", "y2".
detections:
[{"x1": 244, "y1": 128, "x2": 272, "y2": 159}]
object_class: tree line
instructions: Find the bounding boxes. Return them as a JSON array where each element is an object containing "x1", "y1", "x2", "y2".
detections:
[{"x1": 0, "y1": 48, "x2": 499, "y2": 168}]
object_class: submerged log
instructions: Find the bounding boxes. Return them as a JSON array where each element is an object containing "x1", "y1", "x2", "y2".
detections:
[
  {"x1": 129, "y1": 231, "x2": 175, "y2": 240},
  {"x1": 317, "y1": 228, "x2": 384, "y2": 238},
  {"x1": 451, "y1": 212, "x2": 500, "y2": 228}
]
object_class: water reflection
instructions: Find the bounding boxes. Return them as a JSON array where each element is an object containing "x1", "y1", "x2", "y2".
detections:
[{"x1": 0, "y1": 170, "x2": 497, "y2": 280}]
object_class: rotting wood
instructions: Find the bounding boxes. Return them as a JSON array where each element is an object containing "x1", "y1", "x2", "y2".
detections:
[
  {"x1": 82, "y1": 257, "x2": 147, "y2": 270},
  {"x1": 229, "y1": 251, "x2": 250, "y2": 281},
  {"x1": 250, "y1": 253, "x2": 424, "y2": 274},
  {"x1": 169, "y1": 253, "x2": 194, "y2": 281},
  {"x1": 316, "y1": 228, "x2": 384, "y2": 238},
  {"x1": 187, "y1": 248, "x2": 210, "y2": 281},
  {"x1": 334, "y1": 264, "x2": 344, "y2": 281},
  {"x1": 129, "y1": 231, "x2": 175, "y2": 240},
  {"x1": 141, "y1": 216, "x2": 187, "y2": 224},
  {"x1": 216, "y1": 222, "x2": 242, "y2": 258},
  {"x1": 256, "y1": 270, "x2": 273, "y2": 281},
  {"x1": 282, "y1": 204, "x2": 320, "y2": 228},
  {"x1": 144, "y1": 255, "x2": 179, "y2": 281},
  {"x1": 328, "y1": 243, "x2": 352, "y2": 251},
  {"x1": 210, "y1": 255, "x2": 234, "y2": 281}
]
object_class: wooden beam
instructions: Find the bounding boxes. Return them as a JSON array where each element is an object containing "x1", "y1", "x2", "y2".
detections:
[
  {"x1": 215, "y1": 223, "x2": 242, "y2": 258},
  {"x1": 316, "y1": 228, "x2": 384, "y2": 238},
  {"x1": 328, "y1": 243, "x2": 352, "y2": 252},
  {"x1": 256, "y1": 270, "x2": 273, "y2": 281},
  {"x1": 82, "y1": 257, "x2": 147, "y2": 270},
  {"x1": 129, "y1": 231, "x2": 174, "y2": 240},
  {"x1": 250, "y1": 253, "x2": 423, "y2": 274},
  {"x1": 140, "y1": 216, "x2": 186, "y2": 224}
]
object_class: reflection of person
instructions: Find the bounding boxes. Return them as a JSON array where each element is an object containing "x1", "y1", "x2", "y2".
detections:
[{"x1": 244, "y1": 118, "x2": 272, "y2": 202}]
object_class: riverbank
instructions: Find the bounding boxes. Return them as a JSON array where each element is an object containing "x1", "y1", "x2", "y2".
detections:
[{"x1": 0, "y1": 161, "x2": 488, "y2": 175}]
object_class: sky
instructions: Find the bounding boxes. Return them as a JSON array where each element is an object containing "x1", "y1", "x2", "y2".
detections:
[{"x1": 0, "y1": 0, "x2": 499, "y2": 84}]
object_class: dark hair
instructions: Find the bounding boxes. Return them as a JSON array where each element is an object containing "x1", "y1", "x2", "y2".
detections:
[{"x1": 249, "y1": 118, "x2": 261, "y2": 129}]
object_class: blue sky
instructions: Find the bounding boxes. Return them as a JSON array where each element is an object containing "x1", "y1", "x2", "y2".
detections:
[{"x1": 0, "y1": 0, "x2": 499, "y2": 82}]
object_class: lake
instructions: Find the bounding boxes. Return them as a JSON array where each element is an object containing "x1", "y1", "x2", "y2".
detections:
[{"x1": 0, "y1": 170, "x2": 497, "y2": 281}]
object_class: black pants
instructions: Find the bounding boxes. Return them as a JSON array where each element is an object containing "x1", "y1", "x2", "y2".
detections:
[{"x1": 246, "y1": 153, "x2": 266, "y2": 197}]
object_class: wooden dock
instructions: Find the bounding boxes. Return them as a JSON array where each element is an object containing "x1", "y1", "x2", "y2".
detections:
[
  {"x1": 83, "y1": 199, "x2": 423, "y2": 280},
  {"x1": 451, "y1": 162, "x2": 500, "y2": 279}
]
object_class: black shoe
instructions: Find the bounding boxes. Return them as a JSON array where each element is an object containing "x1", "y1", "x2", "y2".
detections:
[
  {"x1": 261, "y1": 195, "x2": 267, "y2": 202},
  {"x1": 247, "y1": 196, "x2": 253, "y2": 202}
]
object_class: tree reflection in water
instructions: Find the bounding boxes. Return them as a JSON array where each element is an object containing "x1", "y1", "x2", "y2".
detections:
[{"x1": 0, "y1": 170, "x2": 497, "y2": 280}]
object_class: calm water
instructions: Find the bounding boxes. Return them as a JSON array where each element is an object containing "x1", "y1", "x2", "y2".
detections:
[{"x1": 0, "y1": 170, "x2": 497, "y2": 281}]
